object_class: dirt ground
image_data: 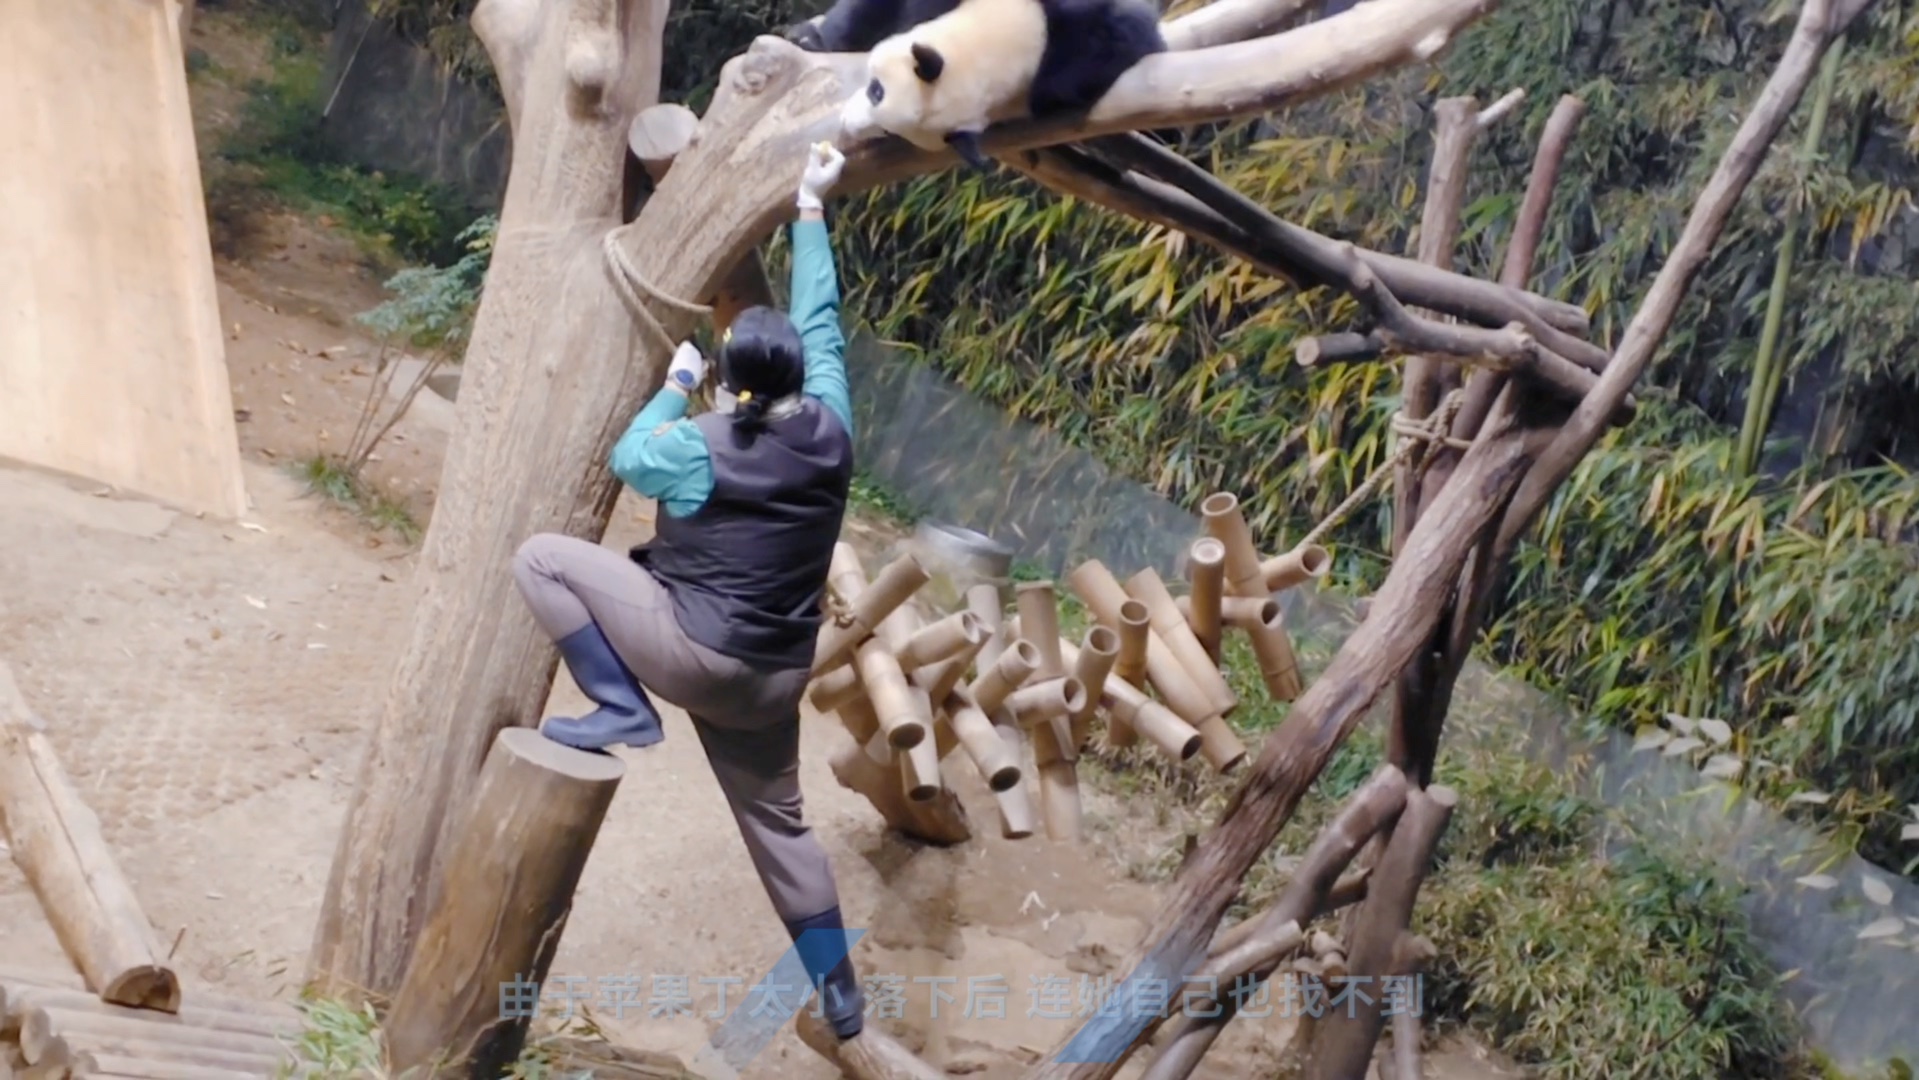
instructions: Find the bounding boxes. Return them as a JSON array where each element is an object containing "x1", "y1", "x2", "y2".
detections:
[{"x1": 0, "y1": 9, "x2": 1523, "y2": 1079}]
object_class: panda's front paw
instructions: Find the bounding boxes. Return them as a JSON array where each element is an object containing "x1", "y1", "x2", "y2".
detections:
[{"x1": 780, "y1": 17, "x2": 829, "y2": 51}]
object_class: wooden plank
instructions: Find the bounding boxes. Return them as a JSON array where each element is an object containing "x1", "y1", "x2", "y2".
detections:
[
  {"x1": 0, "y1": 0, "x2": 246, "y2": 518},
  {"x1": 0, "y1": 663, "x2": 180, "y2": 1012}
]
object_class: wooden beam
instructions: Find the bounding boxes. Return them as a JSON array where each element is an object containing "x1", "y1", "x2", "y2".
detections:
[
  {"x1": 384, "y1": 728, "x2": 625, "y2": 1077},
  {"x1": 0, "y1": 661, "x2": 180, "y2": 1013}
]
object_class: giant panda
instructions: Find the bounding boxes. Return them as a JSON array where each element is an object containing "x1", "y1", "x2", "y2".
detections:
[
  {"x1": 816, "y1": 0, "x2": 1167, "y2": 171},
  {"x1": 781, "y1": 0, "x2": 964, "y2": 54}
]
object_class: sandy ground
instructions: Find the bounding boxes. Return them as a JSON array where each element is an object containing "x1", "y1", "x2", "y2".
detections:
[{"x1": 0, "y1": 8, "x2": 1523, "y2": 1078}]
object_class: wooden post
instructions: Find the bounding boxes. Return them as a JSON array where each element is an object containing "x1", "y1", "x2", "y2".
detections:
[
  {"x1": 629, "y1": 104, "x2": 775, "y2": 335},
  {"x1": 385, "y1": 729, "x2": 625, "y2": 1077},
  {"x1": 0, "y1": 661, "x2": 180, "y2": 1012}
]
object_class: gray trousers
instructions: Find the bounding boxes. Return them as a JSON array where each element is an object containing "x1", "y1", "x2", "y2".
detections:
[{"x1": 511, "y1": 533, "x2": 839, "y2": 924}]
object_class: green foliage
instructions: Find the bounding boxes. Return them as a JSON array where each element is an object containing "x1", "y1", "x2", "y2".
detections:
[
  {"x1": 800, "y1": 0, "x2": 1919, "y2": 879},
  {"x1": 1411, "y1": 744, "x2": 1809, "y2": 1080},
  {"x1": 207, "y1": 15, "x2": 481, "y2": 267},
  {"x1": 358, "y1": 214, "x2": 499, "y2": 351},
  {"x1": 295, "y1": 455, "x2": 421, "y2": 542},
  {"x1": 848, "y1": 470, "x2": 925, "y2": 525}
]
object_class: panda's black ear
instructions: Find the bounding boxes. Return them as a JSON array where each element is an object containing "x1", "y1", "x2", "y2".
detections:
[{"x1": 910, "y1": 42, "x2": 945, "y2": 82}]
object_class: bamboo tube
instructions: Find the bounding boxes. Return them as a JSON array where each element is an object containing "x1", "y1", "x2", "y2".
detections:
[
  {"x1": 1066, "y1": 625, "x2": 1119, "y2": 749},
  {"x1": 1261, "y1": 543, "x2": 1331, "y2": 593},
  {"x1": 914, "y1": 631, "x2": 988, "y2": 710},
  {"x1": 836, "y1": 695, "x2": 881, "y2": 746},
  {"x1": 1066, "y1": 560, "x2": 1217, "y2": 730},
  {"x1": 1113, "y1": 598, "x2": 1151, "y2": 687},
  {"x1": 897, "y1": 611, "x2": 985, "y2": 670},
  {"x1": 813, "y1": 552, "x2": 929, "y2": 676},
  {"x1": 1201, "y1": 491, "x2": 1267, "y2": 597},
  {"x1": 809, "y1": 663, "x2": 865, "y2": 714},
  {"x1": 854, "y1": 640, "x2": 928, "y2": 749},
  {"x1": 1001, "y1": 677, "x2": 1085, "y2": 732},
  {"x1": 1187, "y1": 538, "x2": 1226, "y2": 661},
  {"x1": 967, "y1": 639, "x2": 1038, "y2": 716},
  {"x1": 993, "y1": 783, "x2": 1036, "y2": 840},
  {"x1": 1015, "y1": 582, "x2": 1066, "y2": 679},
  {"x1": 1029, "y1": 719, "x2": 1081, "y2": 841},
  {"x1": 1238, "y1": 598, "x2": 1303, "y2": 702},
  {"x1": 966, "y1": 583, "x2": 1006, "y2": 672},
  {"x1": 1180, "y1": 594, "x2": 1272, "y2": 626},
  {"x1": 1061, "y1": 639, "x2": 1203, "y2": 762},
  {"x1": 900, "y1": 731, "x2": 941, "y2": 802},
  {"x1": 23, "y1": 1021, "x2": 288, "y2": 1076},
  {"x1": 942, "y1": 690, "x2": 1022, "y2": 791},
  {"x1": 1125, "y1": 565, "x2": 1238, "y2": 717}
]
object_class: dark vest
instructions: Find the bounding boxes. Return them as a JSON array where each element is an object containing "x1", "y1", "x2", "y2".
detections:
[{"x1": 634, "y1": 399, "x2": 853, "y2": 672}]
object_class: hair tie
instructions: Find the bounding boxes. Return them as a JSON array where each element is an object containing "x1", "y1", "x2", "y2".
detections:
[{"x1": 738, "y1": 390, "x2": 753, "y2": 403}]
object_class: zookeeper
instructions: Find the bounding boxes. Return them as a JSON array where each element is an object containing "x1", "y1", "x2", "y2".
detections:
[{"x1": 510, "y1": 141, "x2": 867, "y2": 1041}]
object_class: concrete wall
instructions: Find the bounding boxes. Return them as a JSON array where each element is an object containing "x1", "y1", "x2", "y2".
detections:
[{"x1": 317, "y1": 0, "x2": 510, "y2": 209}]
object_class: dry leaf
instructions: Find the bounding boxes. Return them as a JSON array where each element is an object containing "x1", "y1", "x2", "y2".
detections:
[
  {"x1": 1701, "y1": 753, "x2": 1744, "y2": 780},
  {"x1": 1857, "y1": 916, "x2": 1904, "y2": 940},
  {"x1": 1902, "y1": 823, "x2": 1919, "y2": 842},
  {"x1": 1633, "y1": 726, "x2": 1671, "y2": 752},
  {"x1": 281, "y1": 392, "x2": 296, "y2": 406},
  {"x1": 244, "y1": 595, "x2": 267, "y2": 610},
  {"x1": 1794, "y1": 874, "x2": 1838, "y2": 890},
  {"x1": 1787, "y1": 790, "x2": 1831, "y2": 805},
  {"x1": 1663, "y1": 712, "x2": 1698, "y2": 736},
  {"x1": 1662, "y1": 735, "x2": 1705, "y2": 757},
  {"x1": 1862, "y1": 876, "x2": 1894, "y2": 906},
  {"x1": 1696, "y1": 718, "x2": 1733, "y2": 745}
]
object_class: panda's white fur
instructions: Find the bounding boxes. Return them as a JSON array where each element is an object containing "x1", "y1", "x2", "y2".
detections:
[{"x1": 838, "y1": 0, "x2": 1047, "y2": 156}]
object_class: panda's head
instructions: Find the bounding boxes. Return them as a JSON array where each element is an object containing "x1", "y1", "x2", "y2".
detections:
[{"x1": 839, "y1": 35, "x2": 950, "y2": 149}]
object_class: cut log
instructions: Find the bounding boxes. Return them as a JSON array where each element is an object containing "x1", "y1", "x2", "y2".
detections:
[
  {"x1": 795, "y1": 1009, "x2": 944, "y2": 1080},
  {"x1": 542, "y1": 1034, "x2": 702, "y2": 1079},
  {"x1": 384, "y1": 728, "x2": 625, "y2": 1078},
  {"x1": 0, "y1": 661, "x2": 180, "y2": 1012},
  {"x1": 0, "y1": 986, "x2": 297, "y2": 1042},
  {"x1": 20, "y1": 1006, "x2": 293, "y2": 1066},
  {"x1": 63, "y1": 1050, "x2": 261, "y2": 1080},
  {"x1": 1303, "y1": 785, "x2": 1458, "y2": 1079},
  {"x1": 26, "y1": 1024, "x2": 285, "y2": 1076}
]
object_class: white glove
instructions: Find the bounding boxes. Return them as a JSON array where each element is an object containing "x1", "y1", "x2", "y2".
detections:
[
  {"x1": 797, "y1": 141, "x2": 846, "y2": 211},
  {"x1": 666, "y1": 339, "x2": 706, "y2": 392}
]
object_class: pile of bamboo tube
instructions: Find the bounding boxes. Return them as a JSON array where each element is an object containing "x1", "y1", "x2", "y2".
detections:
[
  {"x1": 0, "y1": 968, "x2": 304, "y2": 1080},
  {"x1": 809, "y1": 490, "x2": 1329, "y2": 844}
]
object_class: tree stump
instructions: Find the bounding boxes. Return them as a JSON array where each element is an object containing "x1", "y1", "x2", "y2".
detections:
[{"x1": 384, "y1": 728, "x2": 625, "y2": 1077}]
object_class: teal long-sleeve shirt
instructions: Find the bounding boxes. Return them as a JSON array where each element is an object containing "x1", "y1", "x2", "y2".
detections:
[{"x1": 608, "y1": 217, "x2": 853, "y2": 518}]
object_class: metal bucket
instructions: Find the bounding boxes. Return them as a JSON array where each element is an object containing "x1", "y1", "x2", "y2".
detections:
[{"x1": 900, "y1": 521, "x2": 1015, "y2": 615}]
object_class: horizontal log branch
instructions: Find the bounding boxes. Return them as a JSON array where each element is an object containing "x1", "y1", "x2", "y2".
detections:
[{"x1": 1292, "y1": 244, "x2": 1634, "y2": 416}]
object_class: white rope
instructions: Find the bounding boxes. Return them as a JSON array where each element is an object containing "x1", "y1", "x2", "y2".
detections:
[
  {"x1": 600, "y1": 229, "x2": 713, "y2": 357},
  {"x1": 1297, "y1": 388, "x2": 1471, "y2": 551}
]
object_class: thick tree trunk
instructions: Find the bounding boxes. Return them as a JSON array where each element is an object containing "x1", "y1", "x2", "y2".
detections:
[{"x1": 307, "y1": 1, "x2": 839, "y2": 1000}]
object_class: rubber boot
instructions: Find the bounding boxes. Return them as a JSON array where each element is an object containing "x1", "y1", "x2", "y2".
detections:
[
  {"x1": 785, "y1": 906, "x2": 865, "y2": 1039},
  {"x1": 538, "y1": 622, "x2": 665, "y2": 752}
]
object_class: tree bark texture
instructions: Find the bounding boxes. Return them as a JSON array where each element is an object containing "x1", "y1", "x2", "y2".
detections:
[{"x1": 384, "y1": 728, "x2": 625, "y2": 1077}]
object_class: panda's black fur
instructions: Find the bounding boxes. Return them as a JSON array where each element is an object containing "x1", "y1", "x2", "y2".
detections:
[{"x1": 786, "y1": 0, "x2": 1166, "y2": 125}]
